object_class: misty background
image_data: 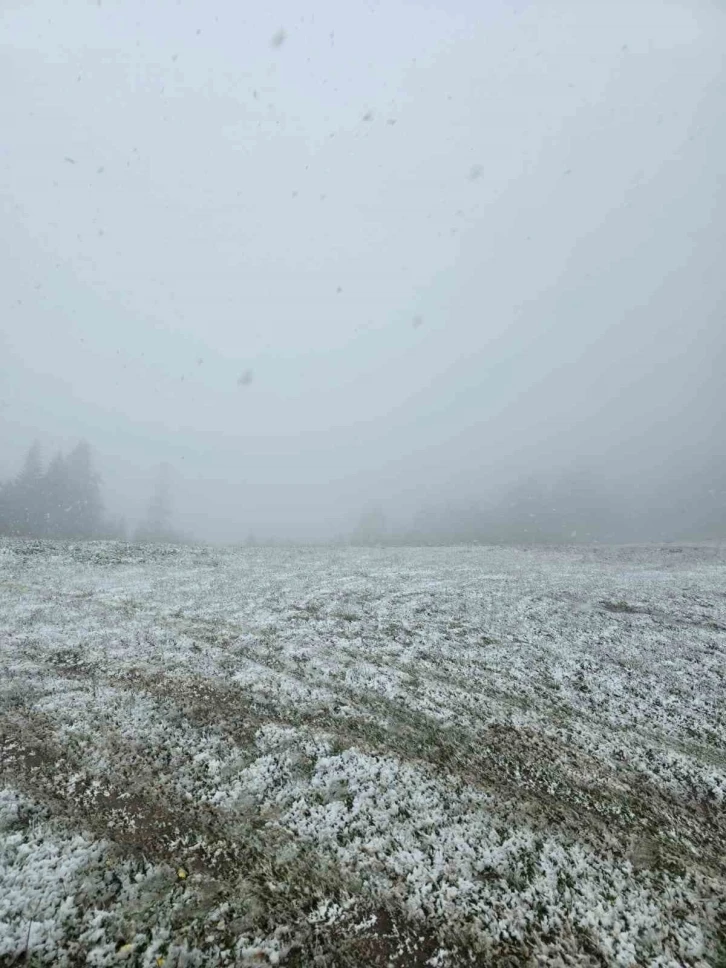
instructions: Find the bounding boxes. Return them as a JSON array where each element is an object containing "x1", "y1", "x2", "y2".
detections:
[{"x1": 1, "y1": 0, "x2": 724, "y2": 544}]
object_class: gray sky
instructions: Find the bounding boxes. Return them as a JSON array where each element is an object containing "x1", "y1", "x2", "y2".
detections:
[{"x1": 1, "y1": 0, "x2": 724, "y2": 540}]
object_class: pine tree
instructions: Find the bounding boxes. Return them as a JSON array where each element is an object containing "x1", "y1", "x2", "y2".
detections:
[
  {"x1": 351, "y1": 507, "x2": 387, "y2": 545},
  {"x1": 9, "y1": 442, "x2": 45, "y2": 536},
  {"x1": 63, "y1": 441, "x2": 103, "y2": 538},
  {"x1": 0, "y1": 479, "x2": 10, "y2": 535},
  {"x1": 115, "y1": 515, "x2": 128, "y2": 541},
  {"x1": 43, "y1": 451, "x2": 69, "y2": 537},
  {"x1": 135, "y1": 463, "x2": 180, "y2": 542}
]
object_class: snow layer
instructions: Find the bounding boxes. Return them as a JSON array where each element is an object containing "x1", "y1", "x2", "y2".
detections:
[{"x1": 1, "y1": 539, "x2": 725, "y2": 965}]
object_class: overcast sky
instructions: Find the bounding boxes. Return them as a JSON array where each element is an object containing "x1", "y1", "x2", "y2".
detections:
[{"x1": 1, "y1": 0, "x2": 724, "y2": 540}]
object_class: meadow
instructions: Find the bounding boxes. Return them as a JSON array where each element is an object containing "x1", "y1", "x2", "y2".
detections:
[{"x1": 1, "y1": 539, "x2": 724, "y2": 966}]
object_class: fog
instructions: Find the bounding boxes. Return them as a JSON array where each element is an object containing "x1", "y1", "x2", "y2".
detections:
[{"x1": 1, "y1": 0, "x2": 724, "y2": 543}]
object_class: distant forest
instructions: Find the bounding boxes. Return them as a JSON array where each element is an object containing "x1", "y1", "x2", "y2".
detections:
[
  {"x1": 352, "y1": 462, "x2": 726, "y2": 546},
  {"x1": 2, "y1": 442, "x2": 725, "y2": 546},
  {"x1": 0, "y1": 442, "x2": 181, "y2": 543},
  {"x1": 0, "y1": 441, "x2": 118, "y2": 540}
]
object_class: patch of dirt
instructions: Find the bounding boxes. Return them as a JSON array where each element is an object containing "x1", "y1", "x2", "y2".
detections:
[
  {"x1": 112, "y1": 667, "x2": 275, "y2": 750},
  {"x1": 1, "y1": 713, "x2": 254, "y2": 879},
  {"x1": 600, "y1": 600, "x2": 645, "y2": 614},
  {"x1": 310, "y1": 905, "x2": 447, "y2": 967}
]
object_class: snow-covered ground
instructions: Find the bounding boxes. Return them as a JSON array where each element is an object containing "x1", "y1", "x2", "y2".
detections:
[{"x1": 1, "y1": 539, "x2": 724, "y2": 966}]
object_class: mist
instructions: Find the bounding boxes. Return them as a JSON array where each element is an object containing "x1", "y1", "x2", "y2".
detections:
[{"x1": 2, "y1": 0, "x2": 724, "y2": 544}]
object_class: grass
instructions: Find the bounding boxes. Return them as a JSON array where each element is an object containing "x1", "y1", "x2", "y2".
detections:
[{"x1": 0, "y1": 538, "x2": 725, "y2": 965}]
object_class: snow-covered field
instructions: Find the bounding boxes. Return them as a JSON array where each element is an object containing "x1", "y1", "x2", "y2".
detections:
[{"x1": 1, "y1": 539, "x2": 724, "y2": 967}]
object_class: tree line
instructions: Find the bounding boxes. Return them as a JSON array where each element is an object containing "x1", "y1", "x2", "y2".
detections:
[
  {"x1": 0, "y1": 440, "x2": 122, "y2": 540},
  {"x1": 0, "y1": 442, "x2": 185, "y2": 542},
  {"x1": 351, "y1": 461, "x2": 726, "y2": 546}
]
